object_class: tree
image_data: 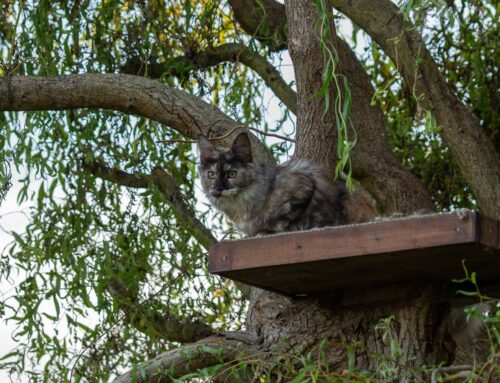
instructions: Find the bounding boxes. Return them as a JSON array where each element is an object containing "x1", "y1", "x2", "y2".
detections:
[{"x1": 0, "y1": 0, "x2": 498, "y2": 382}]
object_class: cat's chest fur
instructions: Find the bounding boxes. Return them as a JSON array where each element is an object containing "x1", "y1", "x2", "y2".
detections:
[{"x1": 211, "y1": 166, "x2": 275, "y2": 236}]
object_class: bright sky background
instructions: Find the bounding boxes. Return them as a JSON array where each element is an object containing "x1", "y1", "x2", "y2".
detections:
[{"x1": 0, "y1": 171, "x2": 38, "y2": 382}]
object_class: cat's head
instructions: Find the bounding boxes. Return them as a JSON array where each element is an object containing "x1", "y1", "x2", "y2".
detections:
[{"x1": 198, "y1": 132, "x2": 256, "y2": 199}]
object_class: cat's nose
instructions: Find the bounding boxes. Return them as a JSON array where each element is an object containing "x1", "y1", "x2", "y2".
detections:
[{"x1": 211, "y1": 190, "x2": 222, "y2": 198}]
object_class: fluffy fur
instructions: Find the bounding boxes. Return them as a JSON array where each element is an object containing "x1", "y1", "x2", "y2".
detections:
[{"x1": 198, "y1": 132, "x2": 373, "y2": 236}]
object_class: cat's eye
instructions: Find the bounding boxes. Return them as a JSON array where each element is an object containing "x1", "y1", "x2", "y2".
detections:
[
  {"x1": 207, "y1": 171, "x2": 216, "y2": 179},
  {"x1": 227, "y1": 170, "x2": 237, "y2": 178}
]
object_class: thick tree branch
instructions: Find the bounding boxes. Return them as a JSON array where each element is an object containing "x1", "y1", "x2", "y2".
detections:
[
  {"x1": 0, "y1": 74, "x2": 275, "y2": 165},
  {"x1": 82, "y1": 160, "x2": 216, "y2": 250},
  {"x1": 331, "y1": 0, "x2": 500, "y2": 218},
  {"x1": 113, "y1": 335, "x2": 256, "y2": 383},
  {"x1": 122, "y1": 43, "x2": 296, "y2": 113},
  {"x1": 334, "y1": 38, "x2": 433, "y2": 213}
]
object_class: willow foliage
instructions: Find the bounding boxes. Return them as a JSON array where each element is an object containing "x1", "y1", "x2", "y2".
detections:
[{"x1": 0, "y1": 0, "x2": 497, "y2": 381}]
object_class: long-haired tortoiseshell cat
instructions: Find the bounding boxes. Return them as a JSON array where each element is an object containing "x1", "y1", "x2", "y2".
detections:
[{"x1": 198, "y1": 132, "x2": 374, "y2": 236}]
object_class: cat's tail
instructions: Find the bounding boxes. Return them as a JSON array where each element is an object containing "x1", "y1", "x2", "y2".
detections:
[{"x1": 343, "y1": 187, "x2": 377, "y2": 224}]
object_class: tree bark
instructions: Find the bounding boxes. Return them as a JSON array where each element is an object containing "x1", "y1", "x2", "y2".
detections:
[
  {"x1": 247, "y1": 284, "x2": 454, "y2": 378},
  {"x1": 286, "y1": 0, "x2": 339, "y2": 171}
]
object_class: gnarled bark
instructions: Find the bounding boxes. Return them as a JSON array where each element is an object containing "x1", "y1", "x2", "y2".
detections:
[{"x1": 247, "y1": 284, "x2": 454, "y2": 377}]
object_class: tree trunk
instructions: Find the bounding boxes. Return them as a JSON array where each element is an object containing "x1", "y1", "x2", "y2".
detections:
[
  {"x1": 285, "y1": 0, "x2": 432, "y2": 214},
  {"x1": 246, "y1": 284, "x2": 454, "y2": 378},
  {"x1": 286, "y1": 0, "x2": 339, "y2": 172}
]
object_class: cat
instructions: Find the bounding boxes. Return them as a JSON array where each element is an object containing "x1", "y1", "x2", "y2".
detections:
[{"x1": 198, "y1": 132, "x2": 375, "y2": 236}]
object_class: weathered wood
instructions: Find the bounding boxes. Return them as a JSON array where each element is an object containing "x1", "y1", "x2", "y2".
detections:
[{"x1": 209, "y1": 211, "x2": 500, "y2": 296}]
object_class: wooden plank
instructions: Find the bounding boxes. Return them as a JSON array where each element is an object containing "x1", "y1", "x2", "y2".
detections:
[
  {"x1": 208, "y1": 212, "x2": 500, "y2": 296},
  {"x1": 210, "y1": 212, "x2": 481, "y2": 272}
]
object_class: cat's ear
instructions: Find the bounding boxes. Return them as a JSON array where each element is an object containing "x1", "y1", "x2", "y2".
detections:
[
  {"x1": 198, "y1": 135, "x2": 216, "y2": 166},
  {"x1": 231, "y1": 132, "x2": 252, "y2": 163}
]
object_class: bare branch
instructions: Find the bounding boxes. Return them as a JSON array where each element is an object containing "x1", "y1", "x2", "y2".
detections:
[
  {"x1": 331, "y1": 0, "x2": 500, "y2": 218},
  {"x1": 122, "y1": 43, "x2": 296, "y2": 113},
  {"x1": 82, "y1": 160, "x2": 216, "y2": 250},
  {"x1": 113, "y1": 335, "x2": 257, "y2": 383}
]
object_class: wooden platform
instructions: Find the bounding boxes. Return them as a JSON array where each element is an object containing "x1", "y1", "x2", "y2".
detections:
[{"x1": 208, "y1": 211, "x2": 500, "y2": 296}]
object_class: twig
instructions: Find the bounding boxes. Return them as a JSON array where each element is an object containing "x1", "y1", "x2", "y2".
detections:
[
  {"x1": 431, "y1": 365, "x2": 473, "y2": 383},
  {"x1": 248, "y1": 127, "x2": 295, "y2": 143},
  {"x1": 156, "y1": 138, "x2": 197, "y2": 144},
  {"x1": 207, "y1": 125, "x2": 244, "y2": 141},
  {"x1": 156, "y1": 126, "x2": 295, "y2": 144}
]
